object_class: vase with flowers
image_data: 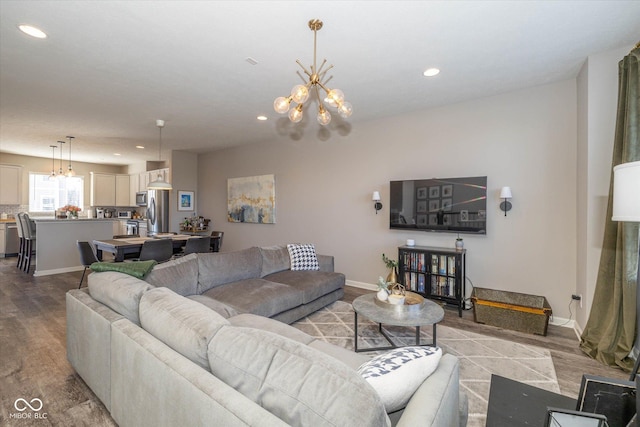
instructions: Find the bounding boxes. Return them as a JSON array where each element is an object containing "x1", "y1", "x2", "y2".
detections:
[
  {"x1": 382, "y1": 253, "x2": 399, "y2": 284},
  {"x1": 62, "y1": 205, "x2": 81, "y2": 219}
]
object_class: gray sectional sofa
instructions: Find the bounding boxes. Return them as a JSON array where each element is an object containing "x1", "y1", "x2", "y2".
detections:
[{"x1": 66, "y1": 245, "x2": 466, "y2": 426}]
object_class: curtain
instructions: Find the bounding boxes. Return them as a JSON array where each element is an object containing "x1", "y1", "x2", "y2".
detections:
[{"x1": 580, "y1": 46, "x2": 640, "y2": 371}]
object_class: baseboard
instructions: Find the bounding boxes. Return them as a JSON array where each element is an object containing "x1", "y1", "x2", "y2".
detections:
[
  {"x1": 346, "y1": 280, "x2": 580, "y2": 336},
  {"x1": 34, "y1": 265, "x2": 84, "y2": 277}
]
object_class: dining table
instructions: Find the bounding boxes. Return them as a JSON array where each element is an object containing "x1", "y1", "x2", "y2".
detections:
[{"x1": 93, "y1": 234, "x2": 199, "y2": 262}]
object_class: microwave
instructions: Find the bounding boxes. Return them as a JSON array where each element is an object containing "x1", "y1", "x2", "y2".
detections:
[
  {"x1": 117, "y1": 211, "x2": 132, "y2": 219},
  {"x1": 136, "y1": 191, "x2": 148, "y2": 206}
]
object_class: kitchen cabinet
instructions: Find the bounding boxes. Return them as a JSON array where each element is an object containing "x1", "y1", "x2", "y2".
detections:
[
  {"x1": 129, "y1": 174, "x2": 139, "y2": 206},
  {"x1": 0, "y1": 165, "x2": 22, "y2": 205},
  {"x1": 115, "y1": 175, "x2": 130, "y2": 207},
  {"x1": 91, "y1": 173, "x2": 133, "y2": 207},
  {"x1": 90, "y1": 172, "x2": 116, "y2": 206}
]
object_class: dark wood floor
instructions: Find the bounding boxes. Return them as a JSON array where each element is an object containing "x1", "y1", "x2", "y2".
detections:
[{"x1": 0, "y1": 256, "x2": 630, "y2": 426}]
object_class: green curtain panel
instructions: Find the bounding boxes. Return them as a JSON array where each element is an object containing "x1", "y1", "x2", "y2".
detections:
[{"x1": 580, "y1": 46, "x2": 640, "y2": 371}]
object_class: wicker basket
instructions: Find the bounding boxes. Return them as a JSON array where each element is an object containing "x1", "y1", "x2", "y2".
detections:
[{"x1": 471, "y1": 287, "x2": 552, "y2": 336}]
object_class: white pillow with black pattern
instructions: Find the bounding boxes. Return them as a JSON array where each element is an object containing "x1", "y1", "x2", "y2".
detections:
[
  {"x1": 357, "y1": 346, "x2": 442, "y2": 412},
  {"x1": 287, "y1": 243, "x2": 320, "y2": 271}
]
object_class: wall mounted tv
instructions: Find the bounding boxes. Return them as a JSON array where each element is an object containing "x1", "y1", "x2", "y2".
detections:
[{"x1": 390, "y1": 176, "x2": 487, "y2": 235}]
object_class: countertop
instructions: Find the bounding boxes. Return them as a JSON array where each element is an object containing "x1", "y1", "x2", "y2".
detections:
[
  {"x1": 0, "y1": 218, "x2": 17, "y2": 223},
  {"x1": 33, "y1": 218, "x2": 121, "y2": 222}
]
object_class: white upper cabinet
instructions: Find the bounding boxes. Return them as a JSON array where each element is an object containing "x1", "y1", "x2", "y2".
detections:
[{"x1": 115, "y1": 174, "x2": 130, "y2": 207}]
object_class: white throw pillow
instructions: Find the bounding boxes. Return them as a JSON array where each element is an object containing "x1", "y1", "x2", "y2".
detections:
[
  {"x1": 287, "y1": 243, "x2": 320, "y2": 271},
  {"x1": 357, "y1": 346, "x2": 442, "y2": 412}
]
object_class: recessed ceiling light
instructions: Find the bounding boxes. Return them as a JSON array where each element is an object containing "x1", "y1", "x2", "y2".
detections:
[
  {"x1": 257, "y1": 115, "x2": 267, "y2": 121},
  {"x1": 114, "y1": 153, "x2": 121, "y2": 156},
  {"x1": 136, "y1": 145, "x2": 145, "y2": 149},
  {"x1": 246, "y1": 57, "x2": 259, "y2": 65},
  {"x1": 18, "y1": 24, "x2": 47, "y2": 39},
  {"x1": 423, "y1": 68, "x2": 440, "y2": 77}
]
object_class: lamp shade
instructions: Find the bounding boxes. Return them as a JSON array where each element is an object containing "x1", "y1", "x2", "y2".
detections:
[
  {"x1": 499, "y1": 187, "x2": 512, "y2": 199},
  {"x1": 372, "y1": 191, "x2": 381, "y2": 201},
  {"x1": 612, "y1": 161, "x2": 640, "y2": 222}
]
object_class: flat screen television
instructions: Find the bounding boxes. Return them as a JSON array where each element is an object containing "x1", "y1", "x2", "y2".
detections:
[{"x1": 389, "y1": 176, "x2": 487, "y2": 235}]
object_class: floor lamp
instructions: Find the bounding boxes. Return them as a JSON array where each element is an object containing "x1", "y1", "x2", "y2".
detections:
[{"x1": 612, "y1": 161, "x2": 640, "y2": 381}]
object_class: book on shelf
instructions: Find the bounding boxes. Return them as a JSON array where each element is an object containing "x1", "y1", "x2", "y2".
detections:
[{"x1": 418, "y1": 274, "x2": 425, "y2": 293}]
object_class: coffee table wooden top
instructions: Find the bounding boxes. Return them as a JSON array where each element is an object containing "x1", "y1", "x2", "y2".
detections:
[{"x1": 352, "y1": 293, "x2": 444, "y2": 327}]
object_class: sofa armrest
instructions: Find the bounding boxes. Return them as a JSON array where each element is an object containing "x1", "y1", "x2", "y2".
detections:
[
  {"x1": 317, "y1": 254, "x2": 334, "y2": 272},
  {"x1": 396, "y1": 354, "x2": 463, "y2": 427}
]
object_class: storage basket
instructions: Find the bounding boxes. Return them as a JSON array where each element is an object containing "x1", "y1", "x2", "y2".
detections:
[{"x1": 471, "y1": 287, "x2": 552, "y2": 336}]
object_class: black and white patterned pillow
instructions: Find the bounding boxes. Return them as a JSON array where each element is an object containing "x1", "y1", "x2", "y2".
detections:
[
  {"x1": 287, "y1": 244, "x2": 320, "y2": 271},
  {"x1": 357, "y1": 346, "x2": 442, "y2": 412}
]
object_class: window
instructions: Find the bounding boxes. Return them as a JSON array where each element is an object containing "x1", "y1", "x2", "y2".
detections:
[{"x1": 29, "y1": 173, "x2": 84, "y2": 212}]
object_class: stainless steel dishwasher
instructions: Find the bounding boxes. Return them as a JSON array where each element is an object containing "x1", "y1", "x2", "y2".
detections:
[{"x1": 5, "y1": 223, "x2": 19, "y2": 257}]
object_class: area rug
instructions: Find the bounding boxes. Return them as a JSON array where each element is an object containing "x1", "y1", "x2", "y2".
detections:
[{"x1": 292, "y1": 300, "x2": 560, "y2": 427}]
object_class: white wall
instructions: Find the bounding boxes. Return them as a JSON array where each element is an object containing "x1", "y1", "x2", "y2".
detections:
[
  {"x1": 575, "y1": 44, "x2": 634, "y2": 328},
  {"x1": 198, "y1": 79, "x2": 579, "y2": 319}
]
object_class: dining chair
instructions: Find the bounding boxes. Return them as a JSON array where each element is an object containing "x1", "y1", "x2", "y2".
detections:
[
  {"x1": 210, "y1": 231, "x2": 224, "y2": 252},
  {"x1": 138, "y1": 239, "x2": 173, "y2": 262},
  {"x1": 77, "y1": 241, "x2": 99, "y2": 288},
  {"x1": 15, "y1": 213, "x2": 25, "y2": 270},
  {"x1": 182, "y1": 236, "x2": 211, "y2": 255}
]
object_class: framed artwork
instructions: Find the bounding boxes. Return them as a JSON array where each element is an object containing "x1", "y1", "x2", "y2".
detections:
[
  {"x1": 417, "y1": 187, "x2": 427, "y2": 199},
  {"x1": 178, "y1": 190, "x2": 195, "y2": 211},
  {"x1": 417, "y1": 200, "x2": 427, "y2": 213},
  {"x1": 417, "y1": 214, "x2": 427, "y2": 226},
  {"x1": 442, "y1": 198, "x2": 452, "y2": 211},
  {"x1": 428, "y1": 214, "x2": 437, "y2": 225},
  {"x1": 460, "y1": 210, "x2": 469, "y2": 222},
  {"x1": 428, "y1": 200, "x2": 440, "y2": 212},
  {"x1": 227, "y1": 174, "x2": 276, "y2": 224},
  {"x1": 442, "y1": 184, "x2": 453, "y2": 197},
  {"x1": 428, "y1": 186, "x2": 440, "y2": 198}
]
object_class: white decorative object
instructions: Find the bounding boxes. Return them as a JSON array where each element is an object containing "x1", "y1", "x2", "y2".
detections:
[
  {"x1": 388, "y1": 294, "x2": 405, "y2": 305},
  {"x1": 406, "y1": 239, "x2": 415, "y2": 246},
  {"x1": 377, "y1": 289, "x2": 389, "y2": 301},
  {"x1": 358, "y1": 346, "x2": 442, "y2": 412}
]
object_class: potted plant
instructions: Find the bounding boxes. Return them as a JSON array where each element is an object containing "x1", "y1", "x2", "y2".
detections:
[
  {"x1": 382, "y1": 253, "x2": 398, "y2": 284},
  {"x1": 376, "y1": 276, "x2": 390, "y2": 301}
]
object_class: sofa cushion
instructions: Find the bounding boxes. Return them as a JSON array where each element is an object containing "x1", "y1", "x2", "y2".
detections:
[
  {"x1": 197, "y1": 247, "x2": 263, "y2": 293},
  {"x1": 262, "y1": 270, "x2": 345, "y2": 304},
  {"x1": 357, "y1": 346, "x2": 442, "y2": 413},
  {"x1": 201, "y1": 278, "x2": 303, "y2": 318},
  {"x1": 207, "y1": 326, "x2": 390, "y2": 427},
  {"x1": 88, "y1": 271, "x2": 154, "y2": 324},
  {"x1": 144, "y1": 253, "x2": 199, "y2": 296},
  {"x1": 139, "y1": 287, "x2": 229, "y2": 371},
  {"x1": 186, "y1": 294, "x2": 240, "y2": 318},
  {"x1": 259, "y1": 245, "x2": 290, "y2": 277},
  {"x1": 228, "y1": 313, "x2": 315, "y2": 345},
  {"x1": 287, "y1": 243, "x2": 320, "y2": 271}
]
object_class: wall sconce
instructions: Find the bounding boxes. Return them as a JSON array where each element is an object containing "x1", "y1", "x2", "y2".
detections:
[
  {"x1": 372, "y1": 191, "x2": 383, "y2": 214},
  {"x1": 499, "y1": 186, "x2": 512, "y2": 216}
]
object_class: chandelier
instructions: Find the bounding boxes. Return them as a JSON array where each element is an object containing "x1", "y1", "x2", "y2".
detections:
[
  {"x1": 66, "y1": 135, "x2": 76, "y2": 177},
  {"x1": 273, "y1": 19, "x2": 352, "y2": 126}
]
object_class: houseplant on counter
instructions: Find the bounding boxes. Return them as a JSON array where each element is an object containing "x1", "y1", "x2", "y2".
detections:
[{"x1": 61, "y1": 205, "x2": 81, "y2": 219}]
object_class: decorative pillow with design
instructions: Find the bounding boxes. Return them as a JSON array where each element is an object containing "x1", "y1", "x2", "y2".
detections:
[
  {"x1": 357, "y1": 346, "x2": 442, "y2": 412},
  {"x1": 287, "y1": 243, "x2": 320, "y2": 271}
]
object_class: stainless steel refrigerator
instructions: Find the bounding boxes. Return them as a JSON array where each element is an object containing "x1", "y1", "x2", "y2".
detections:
[{"x1": 147, "y1": 189, "x2": 169, "y2": 236}]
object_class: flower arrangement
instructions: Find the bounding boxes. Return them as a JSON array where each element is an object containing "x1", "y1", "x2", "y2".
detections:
[
  {"x1": 381, "y1": 253, "x2": 398, "y2": 269},
  {"x1": 61, "y1": 205, "x2": 81, "y2": 217}
]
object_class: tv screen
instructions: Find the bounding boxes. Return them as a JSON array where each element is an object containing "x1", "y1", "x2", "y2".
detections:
[{"x1": 390, "y1": 176, "x2": 487, "y2": 235}]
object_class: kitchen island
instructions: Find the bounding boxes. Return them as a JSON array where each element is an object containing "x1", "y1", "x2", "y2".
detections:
[{"x1": 33, "y1": 218, "x2": 119, "y2": 277}]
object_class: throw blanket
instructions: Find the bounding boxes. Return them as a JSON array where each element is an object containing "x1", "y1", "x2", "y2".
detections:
[{"x1": 90, "y1": 260, "x2": 157, "y2": 279}]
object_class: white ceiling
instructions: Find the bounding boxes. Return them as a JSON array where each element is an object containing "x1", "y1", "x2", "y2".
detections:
[{"x1": 1, "y1": 1, "x2": 639, "y2": 166}]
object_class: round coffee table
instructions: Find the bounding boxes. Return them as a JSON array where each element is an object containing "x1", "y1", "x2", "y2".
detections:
[{"x1": 352, "y1": 293, "x2": 445, "y2": 352}]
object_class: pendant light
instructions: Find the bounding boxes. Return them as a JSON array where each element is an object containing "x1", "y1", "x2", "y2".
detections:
[
  {"x1": 147, "y1": 119, "x2": 172, "y2": 190},
  {"x1": 65, "y1": 136, "x2": 76, "y2": 177},
  {"x1": 56, "y1": 140, "x2": 65, "y2": 179},
  {"x1": 48, "y1": 145, "x2": 57, "y2": 180}
]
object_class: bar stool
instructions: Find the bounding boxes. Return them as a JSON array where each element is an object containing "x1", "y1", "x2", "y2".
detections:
[
  {"x1": 20, "y1": 213, "x2": 36, "y2": 273},
  {"x1": 15, "y1": 212, "x2": 26, "y2": 270}
]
